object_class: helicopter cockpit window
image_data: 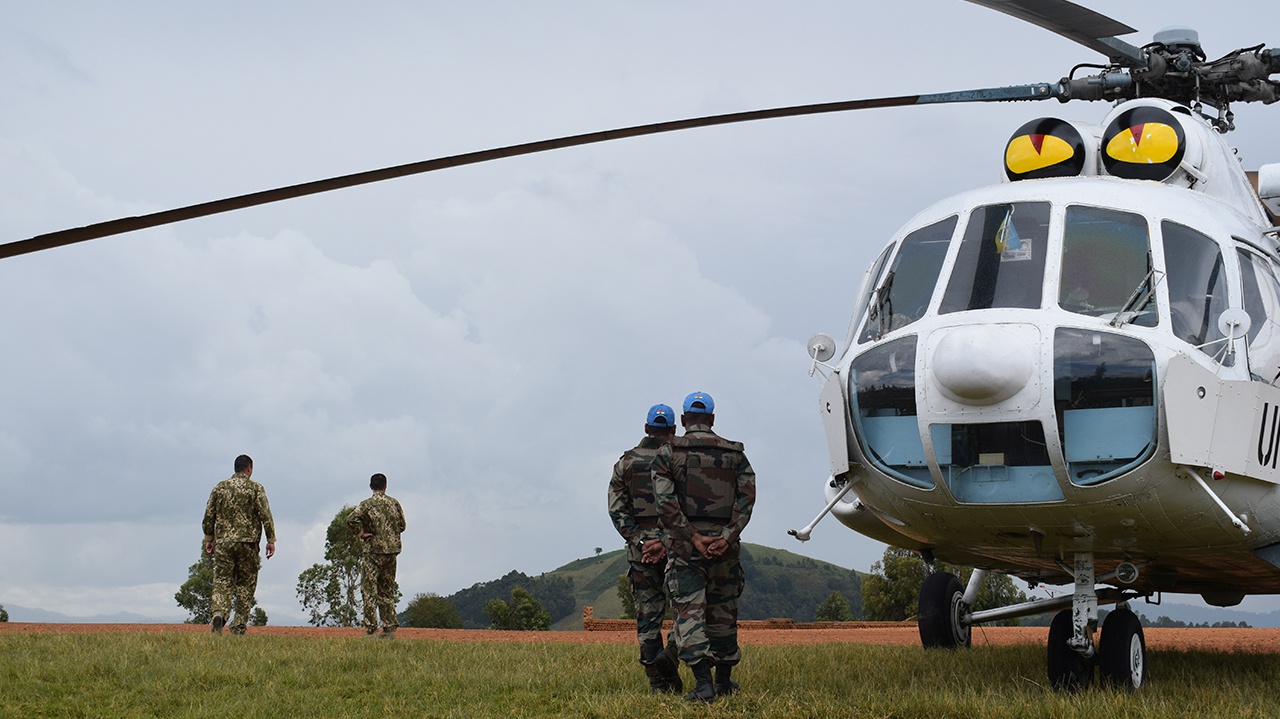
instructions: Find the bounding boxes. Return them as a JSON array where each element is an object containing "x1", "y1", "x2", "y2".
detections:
[
  {"x1": 1237, "y1": 248, "x2": 1280, "y2": 380},
  {"x1": 849, "y1": 336, "x2": 933, "y2": 489},
  {"x1": 1059, "y1": 206, "x2": 1156, "y2": 327},
  {"x1": 929, "y1": 421, "x2": 1061, "y2": 503},
  {"x1": 940, "y1": 202, "x2": 1050, "y2": 314},
  {"x1": 1162, "y1": 221, "x2": 1228, "y2": 358},
  {"x1": 859, "y1": 216, "x2": 957, "y2": 342},
  {"x1": 1054, "y1": 328, "x2": 1157, "y2": 486},
  {"x1": 851, "y1": 244, "x2": 895, "y2": 348}
]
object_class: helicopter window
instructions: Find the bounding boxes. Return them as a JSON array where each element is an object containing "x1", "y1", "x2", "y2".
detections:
[
  {"x1": 851, "y1": 244, "x2": 895, "y2": 348},
  {"x1": 940, "y1": 202, "x2": 1050, "y2": 314},
  {"x1": 859, "y1": 216, "x2": 956, "y2": 342},
  {"x1": 1237, "y1": 248, "x2": 1280, "y2": 381},
  {"x1": 1162, "y1": 221, "x2": 1228, "y2": 356},
  {"x1": 1058, "y1": 206, "x2": 1157, "y2": 327},
  {"x1": 929, "y1": 421, "x2": 1061, "y2": 503},
  {"x1": 1053, "y1": 328, "x2": 1157, "y2": 486},
  {"x1": 849, "y1": 336, "x2": 933, "y2": 489}
]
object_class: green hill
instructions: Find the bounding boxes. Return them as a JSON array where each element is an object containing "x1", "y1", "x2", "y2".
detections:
[{"x1": 440, "y1": 543, "x2": 864, "y2": 630}]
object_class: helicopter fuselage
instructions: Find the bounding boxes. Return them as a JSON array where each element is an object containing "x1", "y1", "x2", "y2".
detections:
[{"x1": 818, "y1": 98, "x2": 1280, "y2": 605}]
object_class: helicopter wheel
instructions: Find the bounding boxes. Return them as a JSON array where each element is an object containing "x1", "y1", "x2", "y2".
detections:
[
  {"x1": 918, "y1": 572, "x2": 971, "y2": 648},
  {"x1": 1099, "y1": 608, "x2": 1146, "y2": 690},
  {"x1": 1047, "y1": 609, "x2": 1094, "y2": 691}
]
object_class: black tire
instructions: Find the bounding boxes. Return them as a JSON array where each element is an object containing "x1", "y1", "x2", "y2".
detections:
[
  {"x1": 1099, "y1": 608, "x2": 1146, "y2": 690},
  {"x1": 1046, "y1": 609, "x2": 1094, "y2": 691},
  {"x1": 918, "y1": 572, "x2": 970, "y2": 648}
]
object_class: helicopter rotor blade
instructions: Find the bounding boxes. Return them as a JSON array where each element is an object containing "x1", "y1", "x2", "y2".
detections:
[
  {"x1": 966, "y1": 0, "x2": 1147, "y2": 68},
  {"x1": 0, "y1": 84, "x2": 1058, "y2": 261}
]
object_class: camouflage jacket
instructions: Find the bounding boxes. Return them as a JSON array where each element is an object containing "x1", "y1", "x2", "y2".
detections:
[
  {"x1": 607, "y1": 435, "x2": 668, "y2": 562},
  {"x1": 652, "y1": 422, "x2": 756, "y2": 560},
  {"x1": 347, "y1": 492, "x2": 406, "y2": 554},
  {"x1": 202, "y1": 472, "x2": 276, "y2": 544}
]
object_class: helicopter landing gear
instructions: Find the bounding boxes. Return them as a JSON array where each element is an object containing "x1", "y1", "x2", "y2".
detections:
[
  {"x1": 1046, "y1": 553, "x2": 1101, "y2": 690},
  {"x1": 918, "y1": 571, "x2": 971, "y2": 648},
  {"x1": 1047, "y1": 609, "x2": 1094, "y2": 690},
  {"x1": 1099, "y1": 606, "x2": 1146, "y2": 690}
]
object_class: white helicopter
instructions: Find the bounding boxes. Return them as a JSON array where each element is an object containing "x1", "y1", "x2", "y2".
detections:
[
  {"x1": 791, "y1": 0, "x2": 1280, "y2": 692},
  {"x1": 3, "y1": 0, "x2": 1276, "y2": 695}
]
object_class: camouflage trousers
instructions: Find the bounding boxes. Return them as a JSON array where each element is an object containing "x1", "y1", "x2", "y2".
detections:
[
  {"x1": 212, "y1": 541, "x2": 260, "y2": 632},
  {"x1": 628, "y1": 560, "x2": 677, "y2": 664},
  {"x1": 665, "y1": 553, "x2": 745, "y2": 667},
  {"x1": 361, "y1": 552, "x2": 399, "y2": 631}
]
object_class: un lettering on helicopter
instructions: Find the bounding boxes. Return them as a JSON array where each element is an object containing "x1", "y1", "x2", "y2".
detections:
[{"x1": 4, "y1": 0, "x2": 1280, "y2": 695}]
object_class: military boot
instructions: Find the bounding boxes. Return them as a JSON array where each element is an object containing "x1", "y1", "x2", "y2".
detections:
[
  {"x1": 643, "y1": 662, "x2": 669, "y2": 694},
  {"x1": 655, "y1": 643, "x2": 683, "y2": 694},
  {"x1": 211, "y1": 616, "x2": 225, "y2": 635},
  {"x1": 684, "y1": 660, "x2": 716, "y2": 703},
  {"x1": 378, "y1": 627, "x2": 397, "y2": 640},
  {"x1": 714, "y1": 662, "x2": 740, "y2": 697}
]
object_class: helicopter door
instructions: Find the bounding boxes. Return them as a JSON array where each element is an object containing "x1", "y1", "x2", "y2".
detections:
[{"x1": 1236, "y1": 247, "x2": 1280, "y2": 381}]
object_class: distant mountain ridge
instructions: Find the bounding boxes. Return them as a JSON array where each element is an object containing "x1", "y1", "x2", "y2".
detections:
[{"x1": 441, "y1": 542, "x2": 865, "y2": 630}]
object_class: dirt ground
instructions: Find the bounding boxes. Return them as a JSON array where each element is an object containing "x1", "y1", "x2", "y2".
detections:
[{"x1": 2, "y1": 623, "x2": 1278, "y2": 652}]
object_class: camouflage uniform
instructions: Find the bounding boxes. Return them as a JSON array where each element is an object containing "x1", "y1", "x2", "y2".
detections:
[
  {"x1": 347, "y1": 492, "x2": 406, "y2": 632},
  {"x1": 202, "y1": 471, "x2": 276, "y2": 634},
  {"x1": 652, "y1": 421, "x2": 756, "y2": 669},
  {"x1": 608, "y1": 435, "x2": 680, "y2": 670}
]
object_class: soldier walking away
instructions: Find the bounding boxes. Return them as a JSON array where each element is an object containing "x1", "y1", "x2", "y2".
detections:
[
  {"x1": 202, "y1": 454, "x2": 276, "y2": 635},
  {"x1": 653, "y1": 391, "x2": 756, "y2": 702},
  {"x1": 348, "y1": 473, "x2": 407, "y2": 638},
  {"x1": 607, "y1": 403, "x2": 683, "y2": 694}
]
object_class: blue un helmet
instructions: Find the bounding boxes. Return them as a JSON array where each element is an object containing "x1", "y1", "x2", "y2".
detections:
[
  {"x1": 646, "y1": 403, "x2": 676, "y2": 428},
  {"x1": 683, "y1": 391, "x2": 714, "y2": 414}
]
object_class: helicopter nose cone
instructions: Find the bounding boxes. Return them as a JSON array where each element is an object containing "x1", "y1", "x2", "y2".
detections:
[{"x1": 931, "y1": 325, "x2": 1033, "y2": 406}]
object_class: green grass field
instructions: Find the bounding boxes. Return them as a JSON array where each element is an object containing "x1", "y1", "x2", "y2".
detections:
[{"x1": 2, "y1": 633, "x2": 1278, "y2": 718}]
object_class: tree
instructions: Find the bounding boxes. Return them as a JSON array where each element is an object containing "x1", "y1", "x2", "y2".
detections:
[
  {"x1": 484, "y1": 586, "x2": 551, "y2": 630},
  {"x1": 0, "y1": 604, "x2": 8, "y2": 622},
  {"x1": 814, "y1": 591, "x2": 855, "y2": 622},
  {"x1": 250, "y1": 607, "x2": 269, "y2": 626},
  {"x1": 595, "y1": 547, "x2": 603, "y2": 557},
  {"x1": 861, "y1": 547, "x2": 1028, "y2": 624},
  {"x1": 402, "y1": 593, "x2": 465, "y2": 628},
  {"x1": 616, "y1": 574, "x2": 636, "y2": 619},
  {"x1": 175, "y1": 545, "x2": 265, "y2": 624},
  {"x1": 296, "y1": 506, "x2": 395, "y2": 627}
]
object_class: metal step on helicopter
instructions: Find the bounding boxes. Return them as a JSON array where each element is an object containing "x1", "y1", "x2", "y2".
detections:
[{"x1": 2, "y1": 0, "x2": 1278, "y2": 695}]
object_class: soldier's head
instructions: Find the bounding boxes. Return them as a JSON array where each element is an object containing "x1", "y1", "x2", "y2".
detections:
[
  {"x1": 234, "y1": 454, "x2": 254, "y2": 474},
  {"x1": 370, "y1": 473, "x2": 388, "y2": 492},
  {"x1": 644, "y1": 403, "x2": 677, "y2": 437},
  {"x1": 681, "y1": 391, "x2": 715, "y2": 428}
]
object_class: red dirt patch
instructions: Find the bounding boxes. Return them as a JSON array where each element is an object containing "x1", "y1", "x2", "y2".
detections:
[{"x1": 2, "y1": 622, "x2": 1277, "y2": 652}]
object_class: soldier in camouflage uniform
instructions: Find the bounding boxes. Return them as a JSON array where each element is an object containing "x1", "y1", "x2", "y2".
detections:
[
  {"x1": 202, "y1": 454, "x2": 276, "y2": 635},
  {"x1": 348, "y1": 473, "x2": 406, "y2": 638},
  {"x1": 652, "y1": 391, "x2": 756, "y2": 702},
  {"x1": 607, "y1": 403, "x2": 683, "y2": 694}
]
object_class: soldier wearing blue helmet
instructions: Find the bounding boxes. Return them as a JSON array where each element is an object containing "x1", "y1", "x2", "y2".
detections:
[
  {"x1": 652, "y1": 391, "x2": 756, "y2": 702},
  {"x1": 607, "y1": 403, "x2": 683, "y2": 694}
]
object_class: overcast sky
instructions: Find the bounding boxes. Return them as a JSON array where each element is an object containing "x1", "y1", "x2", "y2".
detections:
[{"x1": 3, "y1": 1, "x2": 1280, "y2": 624}]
